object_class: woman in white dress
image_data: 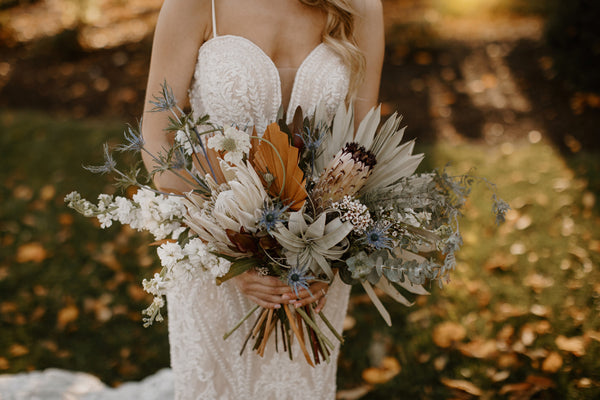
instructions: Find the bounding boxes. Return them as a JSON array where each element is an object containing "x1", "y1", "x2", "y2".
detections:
[{"x1": 141, "y1": 0, "x2": 384, "y2": 398}]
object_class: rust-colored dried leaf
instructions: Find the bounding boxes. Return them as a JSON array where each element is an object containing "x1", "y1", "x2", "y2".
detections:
[
  {"x1": 57, "y1": 305, "x2": 79, "y2": 329},
  {"x1": 9, "y1": 344, "x2": 29, "y2": 357},
  {"x1": 440, "y1": 377, "x2": 482, "y2": 396},
  {"x1": 433, "y1": 321, "x2": 466, "y2": 348},
  {"x1": 457, "y1": 338, "x2": 498, "y2": 359},
  {"x1": 362, "y1": 357, "x2": 401, "y2": 384},
  {"x1": 542, "y1": 351, "x2": 563, "y2": 373},
  {"x1": 555, "y1": 335, "x2": 586, "y2": 356},
  {"x1": 250, "y1": 123, "x2": 306, "y2": 210},
  {"x1": 16, "y1": 242, "x2": 48, "y2": 263}
]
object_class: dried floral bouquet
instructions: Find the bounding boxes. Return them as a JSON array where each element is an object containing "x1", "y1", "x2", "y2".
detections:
[{"x1": 66, "y1": 83, "x2": 509, "y2": 366}]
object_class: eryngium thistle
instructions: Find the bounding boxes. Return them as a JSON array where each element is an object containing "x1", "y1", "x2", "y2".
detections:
[{"x1": 312, "y1": 142, "x2": 376, "y2": 210}]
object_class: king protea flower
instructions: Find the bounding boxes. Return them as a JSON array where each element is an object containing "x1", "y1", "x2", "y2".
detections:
[
  {"x1": 183, "y1": 160, "x2": 268, "y2": 257},
  {"x1": 313, "y1": 104, "x2": 424, "y2": 193},
  {"x1": 311, "y1": 142, "x2": 376, "y2": 210}
]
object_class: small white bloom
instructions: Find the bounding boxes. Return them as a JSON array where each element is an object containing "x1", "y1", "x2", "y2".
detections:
[
  {"x1": 156, "y1": 242, "x2": 184, "y2": 268},
  {"x1": 207, "y1": 126, "x2": 251, "y2": 164}
]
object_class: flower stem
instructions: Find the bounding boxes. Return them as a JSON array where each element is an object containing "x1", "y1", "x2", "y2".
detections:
[
  {"x1": 318, "y1": 309, "x2": 344, "y2": 344},
  {"x1": 223, "y1": 304, "x2": 260, "y2": 340}
]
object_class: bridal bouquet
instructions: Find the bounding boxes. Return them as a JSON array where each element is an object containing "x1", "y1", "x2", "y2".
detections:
[{"x1": 66, "y1": 83, "x2": 508, "y2": 366}]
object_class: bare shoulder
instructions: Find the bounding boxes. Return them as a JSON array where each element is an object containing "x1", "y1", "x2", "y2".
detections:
[{"x1": 158, "y1": 0, "x2": 213, "y2": 42}]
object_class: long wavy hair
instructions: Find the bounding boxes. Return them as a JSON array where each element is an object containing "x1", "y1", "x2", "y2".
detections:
[{"x1": 299, "y1": 0, "x2": 366, "y2": 100}]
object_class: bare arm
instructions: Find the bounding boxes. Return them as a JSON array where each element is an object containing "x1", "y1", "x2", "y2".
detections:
[
  {"x1": 353, "y1": 0, "x2": 385, "y2": 122},
  {"x1": 141, "y1": 0, "x2": 211, "y2": 193}
]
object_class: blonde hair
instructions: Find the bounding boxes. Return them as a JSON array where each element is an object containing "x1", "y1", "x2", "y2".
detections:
[{"x1": 300, "y1": 0, "x2": 366, "y2": 100}]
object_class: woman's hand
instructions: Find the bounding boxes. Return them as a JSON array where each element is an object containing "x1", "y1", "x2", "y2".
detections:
[
  {"x1": 232, "y1": 269, "x2": 292, "y2": 309},
  {"x1": 282, "y1": 281, "x2": 329, "y2": 313}
]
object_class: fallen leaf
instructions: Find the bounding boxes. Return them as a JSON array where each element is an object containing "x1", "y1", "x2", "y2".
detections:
[
  {"x1": 433, "y1": 321, "x2": 466, "y2": 348},
  {"x1": 556, "y1": 335, "x2": 586, "y2": 356},
  {"x1": 529, "y1": 304, "x2": 551, "y2": 318},
  {"x1": 16, "y1": 242, "x2": 48, "y2": 263},
  {"x1": 515, "y1": 215, "x2": 532, "y2": 230},
  {"x1": 520, "y1": 325, "x2": 536, "y2": 346},
  {"x1": 497, "y1": 353, "x2": 519, "y2": 368},
  {"x1": 585, "y1": 330, "x2": 600, "y2": 343},
  {"x1": 57, "y1": 305, "x2": 79, "y2": 329},
  {"x1": 484, "y1": 252, "x2": 517, "y2": 271},
  {"x1": 0, "y1": 357, "x2": 8, "y2": 370},
  {"x1": 533, "y1": 320, "x2": 552, "y2": 335},
  {"x1": 9, "y1": 344, "x2": 29, "y2": 357},
  {"x1": 39, "y1": 184, "x2": 56, "y2": 201},
  {"x1": 433, "y1": 355, "x2": 448, "y2": 371},
  {"x1": 576, "y1": 378, "x2": 592, "y2": 388},
  {"x1": 523, "y1": 273, "x2": 554, "y2": 293},
  {"x1": 336, "y1": 385, "x2": 373, "y2": 400},
  {"x1": 499, "y1": 382, "x2": 532, "y2": 395},
  {"x1": 440, "y1": 377, "x2": 482, "y2": 396},
  {"x1": 361, "y1": 357, "x2": 401, "y2": 384},
  {"x1": 491, "y1": 370, "x2": 510, "y2": 382},
  {"x1": 457, "y1": 338, "x2": 497, "y2": 359},
  {"x1": 541, "y1": 352, "x2": 563, "y2": 373},
  {"x1": 494, "y1": 303, "x2": 527, "y2": 321}
]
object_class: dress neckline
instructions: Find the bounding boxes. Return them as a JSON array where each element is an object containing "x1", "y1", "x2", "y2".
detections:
[{"x1": 198, "y1": 34, "x2": 326, "y2": 116}]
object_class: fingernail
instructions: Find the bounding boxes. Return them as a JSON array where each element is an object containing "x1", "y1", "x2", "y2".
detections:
[
  {"x1": 281, "y1": 294, "x2": 289, "y2": 300},
  {"x1": 274, "y1": 304, "x2": 281, "y2": 309},
  {"x1": 294, "y1": 302, "x2": 301, "y2": 308}
]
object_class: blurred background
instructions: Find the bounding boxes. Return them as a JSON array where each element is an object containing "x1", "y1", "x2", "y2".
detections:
[{"x1": 1, "y1": 0, "x2": 599, "y2": 398}]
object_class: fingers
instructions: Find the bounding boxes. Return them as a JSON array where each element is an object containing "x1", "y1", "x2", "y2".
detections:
[
  {"x1": 232, "y1": 269, "x2": 292, "y2": 308},
  {"x1": 314, "y1": 294, "x2": 327, "y2": 313},
  {"x1": 284, "y1": 281, "x2": 329, "y2": 308},
  {"x1": 246, "y1": 295, "x2": 282, "y2": 309}
]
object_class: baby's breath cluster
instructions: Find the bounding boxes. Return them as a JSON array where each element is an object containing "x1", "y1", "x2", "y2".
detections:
[{"x1": 331, "y1": 196, "x2": 372, "y2": 234}]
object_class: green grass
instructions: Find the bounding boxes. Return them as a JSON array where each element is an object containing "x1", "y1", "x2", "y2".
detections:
[{"x1": 1, "y1": 109, "x2": 599, "y2": 397}]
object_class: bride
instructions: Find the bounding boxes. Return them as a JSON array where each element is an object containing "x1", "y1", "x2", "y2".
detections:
[{"x1": 141, "y1": 0, "x2": 383, "y2": 398}]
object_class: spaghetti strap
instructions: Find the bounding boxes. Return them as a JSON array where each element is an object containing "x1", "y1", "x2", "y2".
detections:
[{"x1": 211, "y1": 0, "x2": 218, "y2": 38}]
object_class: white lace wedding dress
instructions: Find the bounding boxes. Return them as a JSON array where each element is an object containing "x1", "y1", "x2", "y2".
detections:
[{"x1": 166, "y1": 1, "x2": 352, "y2": 399}]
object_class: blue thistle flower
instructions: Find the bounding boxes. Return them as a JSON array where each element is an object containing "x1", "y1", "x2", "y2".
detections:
[
  {"x1": 286, "y1": 264, "x2": 314, "y2": 298},
  {"x1": 362, "y1": 223, "x2": 393, "y2": 250},
  {"x1": 117, "y1": 122, "x2": 145, "y2": 153},
  {"x1": 257, "y1": 202, "x2": 287, "y2": 233},
  {"x1": 84, "y1": 143, "x2": 116, "y2": 175}
]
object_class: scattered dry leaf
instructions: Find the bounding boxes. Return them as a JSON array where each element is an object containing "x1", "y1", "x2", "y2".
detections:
[
  {"x1": 16, "y1": 242, "x2": 48, "y2": 263},
  {"x1": 494, "y1": 303, "x2": 527, "y2": 321},
  {"x1": 585, "y1": 330, "x2": 600, "y2": 343},
  {"x1": 9, "y1": 344, "x2": 29, "y2": 357},
  {"x1": 533, "y1": 320, "x2": 552, "y2": 335},
  {"x1": 556, "y1": 335, "x2": 586, "y2": 356},
  {"x1": 529, "y1": 304, "x2": 551, "y2": 318},
  {"x1": 541, "y1": 352, "x2": 563, "y2": 373},
  {"x1": 523, "y1": 273, "x2": 554, "y2": 293},
  {"x1": 336, "y1": 385, "x2": 373, "y2": 400},
  {"x1": 440, "y1": 377, "x2": 482, "y2": 396},
  {"x1": 361, "y1": 357, "x2": 401, "y2": 384},
  {"x1": 433, "y1": 321, "x2": 466, "y2": 348},
  {"x1": 57, "y1": 304, "x2": 79, "y2": 329},
  {"x1": 484, "y1": 252, "x2": 517, "y2": 271},
  {"x1": 457, "y1": 338, "x2": 498, "y2": 359},
  {"x1": 0, "y1": 357, "x2": 9, "y2": 370},
  {"x1": 491, "y1": 370, "x2": 510, "y2": 382},
  {"x1": 520, "y1": 325, "x2": 536, "y2": 346}
]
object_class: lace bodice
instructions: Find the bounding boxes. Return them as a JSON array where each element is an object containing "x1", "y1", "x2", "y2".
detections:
[
  {"x1": 168, "y1": 2, "x2": 351, "y2": 399},
  {"x1": 189, "y1": 35, "x2": 350, "y2": 133}
]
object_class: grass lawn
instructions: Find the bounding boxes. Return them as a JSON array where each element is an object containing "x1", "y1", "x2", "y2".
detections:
[{"x1": 1, "y1": 109, "x2": 598, "y2": 398}]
